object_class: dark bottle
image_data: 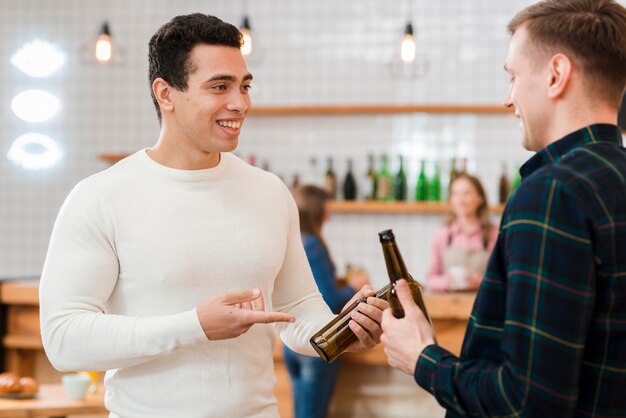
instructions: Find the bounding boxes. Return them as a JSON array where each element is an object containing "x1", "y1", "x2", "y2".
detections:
[
  {"x1": 498, "y1": 162, "x2": 509, "y2": 204},
  {"x1": 392, "y1": 155, "x2": 407, "y2": 201},
  {"x1": 376, "y1": 154, "x2": 391, "y2": 201},
  {"x1": 364, "y1": 153, "x2": 377, "y2": 200},
  {"x1": 325, "y1": 157, "x2": 337, "y2": 199},
  {"x1": 415, "y1": 160, "x2": 428, "y2": 202},
  {"x1": 310, "y1": 285, "x2": 391, "y2": 363},
  {"x1": 378, "y1": 229, "x2": 433, "y2": 325},
  {"x1": 342, "y1": 159, "x2": 358, "y2": 201}
]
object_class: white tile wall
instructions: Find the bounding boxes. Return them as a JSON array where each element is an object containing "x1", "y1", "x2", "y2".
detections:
[{"x1": 2, "y1": 0, "x2": 622, "y2": 279}]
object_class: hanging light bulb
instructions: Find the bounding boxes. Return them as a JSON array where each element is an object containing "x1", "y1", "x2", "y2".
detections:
[
  {"x1": 240, "y1": 16, "x2": 252, "y2": 56},
  {"x1": 400, "y1": 22, "x2": 416, "y2": 63},
  {"x1": 95, "y1": 22, "x2": 112, "y2": 63}
]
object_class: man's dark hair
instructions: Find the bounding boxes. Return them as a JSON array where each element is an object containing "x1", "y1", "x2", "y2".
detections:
[
  {"x1": 148, "y1": 13, "x2": 242, "y2": 122},
  {"x1": 508, "y1": 0, "x2": 626, "y2": 108}
]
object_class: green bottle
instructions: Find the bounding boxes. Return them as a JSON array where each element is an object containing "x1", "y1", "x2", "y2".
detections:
[
  {"x1": 427, "y1": 162, "x2": 441, "y2": 202},
  {"x1": 376, "y1": 154, "x2": 391, "y2": 201},
  {"x1": 415, "y1": 160, "x2": 428, "y2": 201},
  {"x1": 392, "y1": 155, "x2": 408, "y2": 201},
  {"x1": 511, "y1": 164, "x2": 521, "y2": 193}
]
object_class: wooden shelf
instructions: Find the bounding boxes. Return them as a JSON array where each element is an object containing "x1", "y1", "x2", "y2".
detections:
[
  {"x1": 328, "y1": 201, "x2": 504, "y2": 214},
  {"x1": 3, "y1": 335, "x2": 42, "y2": 350}
]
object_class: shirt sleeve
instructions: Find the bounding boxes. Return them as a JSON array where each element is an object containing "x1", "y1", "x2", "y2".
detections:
[
  {"x1": 414, "y1": 178, "x2": 596, "y2": 417},
  {"x1": 272, "y1": 186, "x2": 335, "y2": 356},
  {"x1": 425, "y1": 226, "x2": 450, "y2": 291},
  {"x1": 303, "y1": 236, "x2": 356, "y2": 314},
  {"x1": 39, "y1": 180, "x2": 208, "y2": 372}
]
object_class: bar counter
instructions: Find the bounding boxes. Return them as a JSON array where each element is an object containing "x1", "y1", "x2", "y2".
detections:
[{"x1": 1, "y1": 279, "x2": 474, "y2": 417}]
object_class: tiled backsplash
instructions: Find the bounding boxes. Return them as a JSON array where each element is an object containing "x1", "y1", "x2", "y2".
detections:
[{"x1": 0, "y1": 0, "x2": 573, "y2": 278}]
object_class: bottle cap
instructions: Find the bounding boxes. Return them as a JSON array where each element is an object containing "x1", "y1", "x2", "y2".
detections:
[{"x1": 378, "y1": 229, "x2": 395, "y2": 242}]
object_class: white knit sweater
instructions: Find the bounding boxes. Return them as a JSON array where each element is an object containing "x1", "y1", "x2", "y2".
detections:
[{"x1": 39, "y1": 150, "x2": 334, "y2": 418}]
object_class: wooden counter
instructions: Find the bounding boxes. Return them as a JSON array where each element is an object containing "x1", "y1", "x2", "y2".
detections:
[
  {"x1": 0, "y1": 384, "x2": 106, "y2": 418},
  {"x1": 2, "y1": 279, "x2": 474, "y2": 371},
  {"x1": 1, "y1": 279, "x2": 473, "y2": 418}
]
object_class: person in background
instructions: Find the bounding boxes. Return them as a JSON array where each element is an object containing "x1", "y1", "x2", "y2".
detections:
[
  {"x1": 283, "y1": 184, "x2": 369, "y2": 418},
  {"x1": 381, "y1": 0, "x2": 626, "y2": 416},
  {"x1": 425, "y1": 174, "x2": 498, "y2": 292},
  {"x1": 38, "y1": 14, "x2": 387, "y2": 418}
]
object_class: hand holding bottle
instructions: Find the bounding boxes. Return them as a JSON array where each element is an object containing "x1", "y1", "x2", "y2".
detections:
[
  {"x1": 381, "y1": 279, "x2": 436, "y2": 375},
  {"x1": 342, "y1": 285, "x2": 389, "y2": 354},
  {"x1": 196, "y1": 288, "x2": 295, "y2": 340}
]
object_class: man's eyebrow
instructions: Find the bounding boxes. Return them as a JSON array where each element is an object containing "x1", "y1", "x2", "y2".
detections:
[{"x1": 205, "y1": 73, "x2": 254, "y2": 83}]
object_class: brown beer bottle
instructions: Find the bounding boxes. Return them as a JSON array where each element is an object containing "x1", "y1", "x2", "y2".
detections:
[
  {"x1": 378, "y1": 229, "x2": 433, "y2": 325},
  {"x1": 310, "y1": 284, "x2": 390, "y2": 363}
]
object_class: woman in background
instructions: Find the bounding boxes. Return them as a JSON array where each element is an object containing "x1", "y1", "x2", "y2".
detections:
[
  {"x1": 426, "y1": 174, "x2": 498, "y2": 292},
  {"x1": 284, "y1": 184, "x2": 368, "y2": 418}
]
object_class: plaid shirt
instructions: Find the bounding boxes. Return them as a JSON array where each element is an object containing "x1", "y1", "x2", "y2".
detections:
[{"x1": 415, "y1": 124, "x2": 626, "y2": 418}]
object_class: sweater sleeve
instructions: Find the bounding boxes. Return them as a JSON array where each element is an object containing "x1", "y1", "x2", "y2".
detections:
[
  {"x1": 39, "y1": 180, "x2": 207, "y2": 372},
  {"x1": 303, "y1": 236, "x2": 356, "y2": 314},
  {"x1": 271, "y1": 186, "x2": 335, "y2": 356}
]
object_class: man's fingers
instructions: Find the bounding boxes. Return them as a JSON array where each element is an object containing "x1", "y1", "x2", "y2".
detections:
[
  {"x1": 221, "y1": 288, "x2": 261, "y2": 305},
  {"x1": 244, "y1": 310, "x2": 295, "y2": 324},
  {"x1": 396, "y1": 280, "x2": 418, "y2": 315}
]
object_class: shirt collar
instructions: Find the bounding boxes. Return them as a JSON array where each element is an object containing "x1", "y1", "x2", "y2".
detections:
[{"x1": 520, "y1": 124, "x2": 622, "y2": 179}]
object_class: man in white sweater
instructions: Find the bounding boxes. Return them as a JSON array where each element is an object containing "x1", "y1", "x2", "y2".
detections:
[{"x1": 39, "y1": 14, "x2": 387, "y2": 418}]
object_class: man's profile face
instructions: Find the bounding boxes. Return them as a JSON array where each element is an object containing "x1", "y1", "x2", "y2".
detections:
[{"x1": 504, "y1": 26, "x2": 550, "y2": 152}]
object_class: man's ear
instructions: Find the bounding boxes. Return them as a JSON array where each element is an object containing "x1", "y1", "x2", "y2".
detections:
[
  {"x1": 547, "y1": 53, "x2": 572, "y2": 99},
  {"x1": 153, "y1": 78, "x2": 174, "y2": 114}
]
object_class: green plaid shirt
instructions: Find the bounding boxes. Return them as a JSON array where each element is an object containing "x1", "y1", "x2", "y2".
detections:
[{"x1": 416, "y1": 124, "x2": 626, "y2": 418}]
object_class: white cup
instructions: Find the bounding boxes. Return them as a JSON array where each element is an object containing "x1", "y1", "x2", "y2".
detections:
[
  {"x1": 62, "y1": 373, "x2": 91, "y2": 401},
  {"x1": 449, "y1": 266, "x2": 467, "y2": 290}
]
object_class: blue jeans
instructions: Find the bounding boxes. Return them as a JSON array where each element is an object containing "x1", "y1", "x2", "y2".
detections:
[{"x1": 283, "y1": 345, "x2": 340, "y2": 418}]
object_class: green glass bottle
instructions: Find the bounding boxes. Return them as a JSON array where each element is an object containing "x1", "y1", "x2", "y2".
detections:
[
  {"x1": 376, "y1": 154, "x2": 391, "y2": 201},
  {"x1": 511, "y1": 164, "x2": 521, "y2": 193},
  {"x1": 427, "y1": 162, "x2": 441, "y2": 202},
  {"x1": 364, "y1": 153, "x2": 377, "y2": 201},
  {"x1": 415, "y1": 160, "x2": 428, "y2": 201},
  {"x1": 392, "y1": 155, "x2": 408, "y2": 201}
]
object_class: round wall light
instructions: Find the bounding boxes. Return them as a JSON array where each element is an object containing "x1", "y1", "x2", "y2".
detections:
[
  {"x1": 7, "y1": 133, "x2": 62, "y2": 170},
  {"x1": 11, "y1": 89, "x2": 60, "y2": 123},
  {"x1": 10, "y1": 39, "x2": 66, "y2": 78}
]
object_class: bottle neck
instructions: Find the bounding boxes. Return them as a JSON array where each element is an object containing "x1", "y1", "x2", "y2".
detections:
[{"x1": 381, "y1": 241, "x2": 410, "y2": 282}]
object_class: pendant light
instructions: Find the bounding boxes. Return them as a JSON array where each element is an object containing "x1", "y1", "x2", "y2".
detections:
[
  {"x1": 389, "y1": 0, "x2": 428, "y2": 79},
  {"x1": 240, "y1": 16, "x2": 253, "y2": 56},
  {"x1": 238, "y1": 0, "x2": 263, "y2": 65},
  {"x1": 95, "y1": 22, "x2": 113, "y2": 63}
]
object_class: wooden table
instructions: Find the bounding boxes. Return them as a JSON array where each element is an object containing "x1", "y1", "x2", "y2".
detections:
[{"x1": 0, "y1": 384, "x2": 106, "y2": 418}]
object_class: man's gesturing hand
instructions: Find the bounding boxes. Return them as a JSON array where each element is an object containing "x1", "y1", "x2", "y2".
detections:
[
  {"x1": 381, "y1": 279, "x2": 435, "y2": 375},
  {"x1": 197, "y1": 288, "x2": 295, "y2": 340}
]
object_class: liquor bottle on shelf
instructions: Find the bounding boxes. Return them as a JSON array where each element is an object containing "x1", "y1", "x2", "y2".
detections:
[
  {"x1": 342, "y1": 159, "x2": 357, "y2": 201},
  {"x1": 291, "y1": 173, "x2": 300, "y2": 191},
  {"x1": 378, "y1": 229, "x2": 433, "y2": 326},
  {"x1": 448, "y1": 157, "x2": 458, "y2": 193},
  {"x1": 376, "y1": 154, "x2": 391, "y2": 201},
  {"x1": 415, "y1": 160, "x2": 428, "y2": 202},
  {"x1": 325, "y1": 157, "x2": 337, "y2": 199},
  {"x1": 309, "y1": 284, "x2": 391, "y2": 363},
  {"x1": 427, "y1": 162, "x2": 441, "y2": 202},
  {"x1": 498, "y1": 162, "x2": 510, "y2": 204},
  {"x1": 363, "y1": 153, "x2": 377, "y2": 201},
  {"x1": 392, "y1": 155, "x2": 407, "y2": 201},
  {"x1": 305, "y1": 156, "x2": 322, "y2": 187},
  {"x1": 510, "y1": 164, "x2": 521, "y2": 193}
]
